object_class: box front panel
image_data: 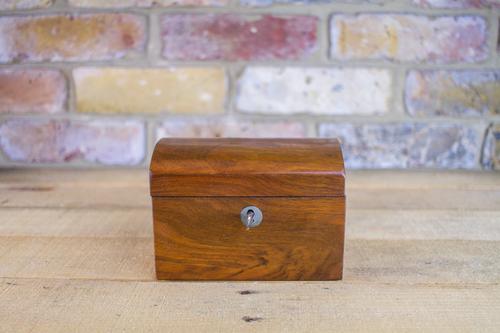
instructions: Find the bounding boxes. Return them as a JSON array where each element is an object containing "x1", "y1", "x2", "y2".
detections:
[{"x1": 153, "y1": 197, "x2": 345, "y2": 281}]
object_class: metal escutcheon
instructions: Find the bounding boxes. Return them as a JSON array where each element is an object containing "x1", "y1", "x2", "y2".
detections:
[{"x1": 240, "y1": 206, "x2": 263, "y2": 229}]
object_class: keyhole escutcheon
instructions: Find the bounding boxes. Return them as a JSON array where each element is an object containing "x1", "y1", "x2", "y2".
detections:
[{"x1": 240, "y1": 206, "x2": 263, "y2": 229}]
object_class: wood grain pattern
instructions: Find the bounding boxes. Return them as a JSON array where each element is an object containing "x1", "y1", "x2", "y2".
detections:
[
  {"x1": 150, "y1": 139, "x2": 346, "y2": 281},
  {"x1": 0, "y1": 236, "x2": 155, "y2": 280},
  {"x1": 0, "y1": 208, "x2": 153, "y2": 238},
  {"x1": 150, "y1": 138, "x2": 345, "y2": 175},
  {"x1": 2, "y1": 207, "x2": 500, "y2": 241},
  {"x1": 2, "y1": 278, "x2": 500, "y2": 333},
  {"x1": 3, "y1": 170, "x2": 500, "y2": 210},
  {"x1": 3, "y1": 169, "x2": 499, "y2": 188},
  {"x1": 150, "y1": 174, "x2": 345, "y2": 197},
  {"x1": 150, "y1": 138, "x2": 345, "y2": 197},
  {"x1": 1, "y1": 169, "x2": 500, "y2": 332},
  {"x1": 2, "y1": 186, "x2": 498, "y2": 210},
  {"x1": 153, "y1": 197, "x2": 345, "y2": 280},
  {"x1": 2, "y1": 236, "x2": 499, "y2": 283}
]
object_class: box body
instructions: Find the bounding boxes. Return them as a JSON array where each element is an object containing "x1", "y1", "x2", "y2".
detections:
[{"x1": 150, "y1": 139, "x2": 345, "y2": 281}]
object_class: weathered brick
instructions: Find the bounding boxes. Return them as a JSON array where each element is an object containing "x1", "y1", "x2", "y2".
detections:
[
  {"x1": 0, "y1": 14, "x2": 145, "y2": 63},
  {"x1": 319, "y1": 123, "x2": 483, "y2": 169},
  {"x1": 405, "y1": 70, "x2": 500, "y2": 117},
  {"x1": 482, "y1": 124, "x2": 500, "y2": 170},
  {"x1": 161, "y1": 14, "x2": 317, "y2": 61},
  {"x1": 0, "y1": 119, "x2": 144, "y2": 165},
  {"x1": 74, "y1": 67, "x2": 225, "y2": 114},
  {"x1": 69, "y1": 0, "x2": 228, "y2": 6},
  {"x1": 0, "y1": 0, "x2": 53, "y2": 9},
  {"x1": 413, "y1": 0, "x2": 500, "y2": 8},
  {"x1": 331, "y1": 14, "x2": 488, "y2": 63},
  {"x1": 236, "y1": 67, "x2": 391, "y2": 115},
  {"x1": 242, "y1": 0, "x2": 384, "y2": 5},
  {"x1": 156, "y1": 119, "x2": 305, "y2": 139},
  {"x1": 0, "y1": 69, "x2": 66, "y2": 114}
]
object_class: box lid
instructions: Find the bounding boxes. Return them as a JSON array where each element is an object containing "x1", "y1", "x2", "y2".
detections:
[{"x1": 150, "y1": 138, "x2": 345, "y2": 197}]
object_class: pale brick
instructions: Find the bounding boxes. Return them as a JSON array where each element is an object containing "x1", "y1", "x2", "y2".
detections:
[
  {"x1": 236, "y1": 67, "x2": 391, "y2": 115},
  {"x1": 482, "y1": 124, "x2": 500, "y2": 170},
  {"x1": 414, "y1": 0, "x2": 500, "y2": 8},
  {"x1": 74, "y1": 68, "x2": 225, "y2": 114},
  {"x1": 319, "y1": 123, "x2": 483, "y2": 169},
  {"x1": 331, "y1": 14, "x2": 488, "y2": 63},
  {"x1": 0, "y1": 0, "x2": 53, "y2": 9},
  {"x1": 0, "y1": 14, "x2": 145, "y2": 63},
  {"x1": 0, "y1": 69, "x2": 66, "y2": 114},
  {"x1": 156, "y1": 119, "x2": 305, "y2": 139},
  {"x1": 69, "y1": 0, "x2": 228, "y2": 6},
  {"x1": 0, "y1": 119, "x2": 145, "y2": 165},
  {"x1": 161, "y1": 14, "x2": 317, "y2": 61},
  {"x1": 405, "y1": 70, "x2": 500, "y2": 117}
]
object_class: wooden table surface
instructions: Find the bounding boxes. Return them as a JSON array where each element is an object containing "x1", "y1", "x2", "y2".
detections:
[{"x1": 0, "y1": 169, "x2": 499, "y2": 332}]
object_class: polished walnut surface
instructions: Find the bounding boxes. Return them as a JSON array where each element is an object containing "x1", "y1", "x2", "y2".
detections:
[
  {"x1": 150, "y1": 138, "x2": 344, "y2": 175},
  {"x1": 150, "y1": 138, "x2": 345, "y2": 197},
  {"x1": 150, "y1": 138, "x2": 346, "y2": 281},
  {"x1": 153, "y1": 197, "x2": 345, "y2": 281}
]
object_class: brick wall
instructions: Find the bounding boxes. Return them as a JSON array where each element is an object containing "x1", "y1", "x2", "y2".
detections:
[{"x1": 0, "y1": 0, "x2": 498, "y2": 169}]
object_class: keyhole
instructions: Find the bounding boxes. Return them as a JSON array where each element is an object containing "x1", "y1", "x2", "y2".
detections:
[
  {"x1": 246, "y1": 210, "x2": 255, "y2": 226},
  {"x1": 240, "y1": 206, "x2": 262, "y2": 229}
]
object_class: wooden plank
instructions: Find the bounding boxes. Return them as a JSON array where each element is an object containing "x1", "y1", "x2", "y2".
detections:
[
  {"x1": 0, "y1": 168, "x2": 148, "y2": 185},
  {"x1": 344, "y1": 240, "x2": 500, "y2": 284},
  {"x1": 348, "y1": 189, "x2": 500, "y2": 210},
  {"x1": 2, "y1": 169, "x2": 500, "y2": 190},
  {"x1": 0, "y1": 207, "x2": 498, "y2": 283},
  {"x1": 1, "y1": 278, "x2": 499, "y2": 333},
  {"x1": 1, "y1": 170, "x2": 500, "y2": 210},
  {"x1": 0, "y1": 236, "x2": 155, "y2": 281},
  {"x1": 1, "y1": 236, "x2": 498, "y2": 283},
  {"x1": 347, "y1": 170, "x2": 500, "y2": 190},
  {"x1": 0, "y1": 184, "x2": 150, "y2": 209},
  {"x1": 2, "y1": 185, "x2": 500, "y2": 210},
  {"x1": 0, "y1": 208, "x2": 152, "y2": 238},
  {"x1": 0, "y1": 169, "x2": 149, "y2": 208},
  {"x1": 0, "y1": 169, "x2": 498, "y2": 331},
  {"x1": 1, "y1": 208, "x2": 500, "y2": 241},
  {"x1": 347, "y1": 209, "x2": 500, "y2": 241}
]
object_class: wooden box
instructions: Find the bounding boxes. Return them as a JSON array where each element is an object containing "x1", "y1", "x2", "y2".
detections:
[{"x1": 150, "y1": 138, "x2": 345, "y2": 281}]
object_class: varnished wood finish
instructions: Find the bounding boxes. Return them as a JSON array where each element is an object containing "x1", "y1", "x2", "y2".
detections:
[
  {"x1": 150, "y1": 138, "x2": 345, "y2": 197},
  {"x1": 150, "y1": 174, "x2": 344, "y2": 197},
  {"x1": 150, "y1": 139, "x2": 346, "y2": 281},
  {"x1": 153, "y1": 197, "x2": 345, "y2": 281}
]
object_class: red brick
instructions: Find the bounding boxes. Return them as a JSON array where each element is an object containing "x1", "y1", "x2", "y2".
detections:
[
  {"x1": 0, "y1": 119, "x2": 145, "y2": 165},
  {"x1": 0, "y1": 69, "x2": 66, "y2": 114},
  {"x1": 0, "y1": 14, "x2": 145, "y2": 63},
  {"x1": 331, "y1": 14, "x2": 488, "y2": 63},
  {"x1": 161, "y1": 14, "x2": 318, "y2": 61}
]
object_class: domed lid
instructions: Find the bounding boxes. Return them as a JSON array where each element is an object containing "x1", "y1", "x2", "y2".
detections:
[{"x1": 150, "y1": 138, "x2": 345, "y2": 197}]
